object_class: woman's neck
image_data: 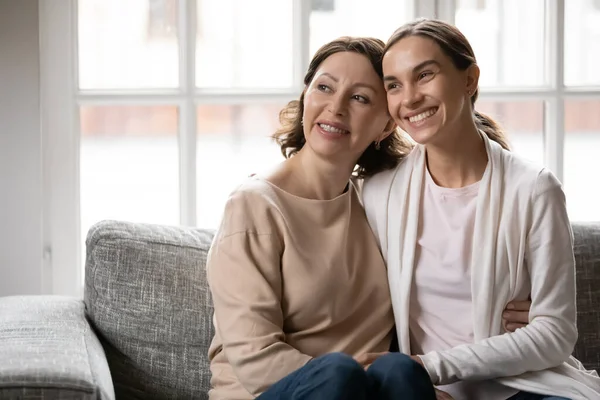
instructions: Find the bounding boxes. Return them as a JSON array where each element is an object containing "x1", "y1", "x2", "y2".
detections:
[
  {"x1": 425, "y1": 121, "x2": 488, "y2": 188},
  {"x1": 271, "y1": 147, "x2": 355, "y2": 200}
]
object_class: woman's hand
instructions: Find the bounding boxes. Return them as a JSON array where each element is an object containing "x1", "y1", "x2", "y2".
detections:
[
  {"x1": 503, "y1": 298, "x2": 532, "y2": 332},
  {"x1": 435, "y1": 388, "x2": 455, "y2": 399},
  {"x1": 411, "y1": 356, "x2": 451, "y2": 398},
  {"x1": 354, "y1": 351, "x2": 389, "y2": 370},
  {"x1": 410, "y1": 355, "x2": 424, "y2": 367}
]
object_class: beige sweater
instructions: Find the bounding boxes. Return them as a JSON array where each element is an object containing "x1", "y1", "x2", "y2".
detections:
[{"x1": 206, "y1": 177, "x2": 394, "y2": 400}]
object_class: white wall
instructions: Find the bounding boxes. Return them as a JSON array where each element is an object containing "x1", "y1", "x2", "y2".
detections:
[{"x1": 0, "y1": 0, "x2": 44, "y2": 296}]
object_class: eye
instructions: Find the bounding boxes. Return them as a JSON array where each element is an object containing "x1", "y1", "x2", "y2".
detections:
[
  {"x1": 317, "y1": 84, "x2": 331, "y2": 92},
  {"x1": 352, "y1": 94, "x2": 370, "y2": 104},
  {"x1": 419, "y1": 71, "x2": 434, "y2": 80},
  {"x1": 386, "y1": 82, "x2": 400, "y2": 91}
]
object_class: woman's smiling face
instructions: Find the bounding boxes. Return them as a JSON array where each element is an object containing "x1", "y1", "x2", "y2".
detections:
[
  {"x1": 383, "y1": 35, "x2": 477, "y2": 146},
  {"x1": 302, "y1": 51, "x2": 393, "y2": 163}
]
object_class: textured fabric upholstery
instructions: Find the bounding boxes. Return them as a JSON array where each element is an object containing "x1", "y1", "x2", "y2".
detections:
[
  {"x1": 572, "y1": 222, "x2": 600, "y2": 371},
  {"x1": 84, "y1": 221, "x2": 215, "y2": 400},
  {"x1": 0, "y1": 296, "x2": 114, "y2": 399},
  {"x1": 2, "y1": 220, "x2": 598, "y2": 399}
]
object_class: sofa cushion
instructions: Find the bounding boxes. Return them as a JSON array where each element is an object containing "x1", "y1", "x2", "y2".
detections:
[
  {"x1": 83, "y1": 220, "x2": 599, "y2": 400},
  {"x1": 572, "y1": 222, "x2": 600, "y2": 372},
  {"x1": 84, "y1": 221, "x2": 215, "y2": 400},
  {"x1": 0, "y1": 296, "x2": 114, "y2": 400}
]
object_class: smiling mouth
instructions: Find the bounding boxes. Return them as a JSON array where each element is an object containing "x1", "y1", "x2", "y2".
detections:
[
  {"x1": 407, "y1": 107, "x2": 438, "y2": 123},
  {"x1": 318, "y1": 123, "x2": 350, "y2": 135}
]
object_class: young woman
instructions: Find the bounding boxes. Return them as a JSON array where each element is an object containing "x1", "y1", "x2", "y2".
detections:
[{"x1": 363, "y1": 18, "x2": 600, "y2": 400}]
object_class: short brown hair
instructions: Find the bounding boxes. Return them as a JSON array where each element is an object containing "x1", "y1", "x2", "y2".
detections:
[
  {"x1": 273, "y1": 37, "x2": 413, "y2": 178},
  {"x1": 385, "y1": 19, "x2": 510, "y2": 150}
]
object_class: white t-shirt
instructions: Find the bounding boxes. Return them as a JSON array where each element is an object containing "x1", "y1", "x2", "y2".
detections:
[{"x1": 410, "y1": 168, "x2": 518, "y2": 400}]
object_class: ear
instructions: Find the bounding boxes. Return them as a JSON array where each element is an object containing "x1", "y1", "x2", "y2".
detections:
[
  {"x1": 378, "y1": 117, "x2": 397, "y2": 142},
  {"x1": 465, "y1": 63, "x2": 480, "y2": 94}
]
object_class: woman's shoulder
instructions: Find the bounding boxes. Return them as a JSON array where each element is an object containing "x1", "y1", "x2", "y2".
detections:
[
  {"x1": 217, "y1": 177, "x2": 285, "y2": 236},
  {"x1": 500, "y1": 150, "x2": 563, "y2": 197},
  {"x1": 363, "y1": 146, "x2": 419, "y2": 195},
  {"x1": 227, "y1": 176, "x2": 278, "y2": 204}
]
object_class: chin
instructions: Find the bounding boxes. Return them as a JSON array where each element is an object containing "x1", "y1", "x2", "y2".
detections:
[
  {"x1": 404, "y1": 126, "x2": 438, "y2": 146},
  {"x1": 307, "y1": 139, "x2": 344, "y2": 159}
]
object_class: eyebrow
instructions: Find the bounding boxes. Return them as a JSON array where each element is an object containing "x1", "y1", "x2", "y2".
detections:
[
  {"x1": 383, "y1": 59, "x2": 441, "y2": 82},
  {"x1": 320, "y1": 72, "x2": 378, "y2": 92}
]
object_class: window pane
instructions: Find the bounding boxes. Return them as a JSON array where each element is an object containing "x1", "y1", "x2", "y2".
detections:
[
  {"x1": 455, "y1": 0, "x2": 546, "y2": 87},
  {"x1": 564, "y1": 100, "x2": 600, "y2": 221},
  {"x1": 310, "y1": 0, "x2": 413, "y2": 57},
  {"x1": 80, "y1": 106, "x2": 180, "y2": 248},
  {"x1": 196, "y1": 0, "x2": 293, "y2": 89},
  {"x1": 564, "y1": 0, "x2": 600, "y2": 86},
  {"x1": 476, "y1": 101, "x2": 544, "y2": 165},
  {"x1": 196, "y1": 104, "x2": 286, "y2": 228},
  {"x1": 78, "y1": 0, "x2": 179, "y2": 89}
]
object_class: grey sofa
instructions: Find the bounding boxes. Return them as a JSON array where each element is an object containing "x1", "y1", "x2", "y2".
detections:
[{"x1": 1, "y1": 220, "x2": 599, "y2": 399}]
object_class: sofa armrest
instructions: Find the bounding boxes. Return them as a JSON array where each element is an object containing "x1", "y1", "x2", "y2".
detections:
[{"x1": 0, "y1": 296, "x2": 114, "y2": 400}]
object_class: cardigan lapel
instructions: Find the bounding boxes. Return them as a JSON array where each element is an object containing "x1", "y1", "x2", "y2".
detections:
[
  {"x1": 389, "y1": 146, "x2": 426, "y2": 353},
  {"x1": 470, "y1": 134, "x2": 505, "y2": 340}
]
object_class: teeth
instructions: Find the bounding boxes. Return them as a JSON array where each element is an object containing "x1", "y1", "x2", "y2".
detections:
[
  {"x1": 409, "y1": 108, "x2": 437, "y2": 123},
  {"x1": 319, "y1": 123, "x2": 347, "y2": 134}
]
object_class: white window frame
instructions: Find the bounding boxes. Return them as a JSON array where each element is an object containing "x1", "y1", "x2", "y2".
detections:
[
  {"x1": 439, "y1": 0, "x2": 600, "y2": 179},
  {"x1": 44, "y1": 0, "x2": 600, "y2": 296},
  {"x1": 41, "y1": 0, "x2": 436, "y2": 296}
]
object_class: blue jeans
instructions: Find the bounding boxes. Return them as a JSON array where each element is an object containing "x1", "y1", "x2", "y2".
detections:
[
  {"x1": 508, "y1": 392, "x2": 570, "y2": 400},
  {"x1": 256, "y1": 352, "x2": 436, "y2": 400}
]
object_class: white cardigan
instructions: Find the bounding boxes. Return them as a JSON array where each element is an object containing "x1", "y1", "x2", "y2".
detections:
[{"x1": 362, "y1": 133, "x2": 600, "y2": 400}]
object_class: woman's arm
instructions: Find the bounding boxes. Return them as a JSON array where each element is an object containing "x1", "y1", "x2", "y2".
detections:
[
  {"x1": 418, "y1": 170, "x2": 577, "y2": 385},
  {"x1": 207, "y1": 193, "x2": 312, "y2": 396}
]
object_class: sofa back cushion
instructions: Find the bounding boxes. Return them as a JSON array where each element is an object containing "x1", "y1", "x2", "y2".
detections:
[
  {"x1": 572, "y1": 222, "x2": 600, "y2": 372},
  {"x1": 85, "y1": 221, "x2": 215, "y2": 399}
]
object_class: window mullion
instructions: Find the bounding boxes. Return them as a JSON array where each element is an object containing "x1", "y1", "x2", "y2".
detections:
[
  {"x1": 293, "y1": 0, "x2": 310, "y2": 89},
  {"x1": 415, "y1": 0, "x2": 437, "y2": 19},
  {"x1": 194, "y1": 92, "x2": 299, "y2": 104},
  {"x1": 477, "y1": 88, "x2": 554, "y2": 100},
  {"x1": 76, "y1": 91, "x2": 303, "y2": 104},
  {"x1": 544, "y1": 0, "x2": 565, "y2": 182},
  {"x1": 40, "y1": 0, "x2": 81, "y2": 296},
  {"x1": 179, "y1": 0, "x2": 197, "y2": 227},
  {"x1": 435, "y1": 0, "x2": 456, "y2": 22}
]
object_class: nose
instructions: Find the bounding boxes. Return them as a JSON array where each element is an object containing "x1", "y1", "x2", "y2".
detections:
[
  {"x1": 328, "y1": 93, "x2": 347, "y2": 116},
  {"x1": 401, "y1": 84, "x2": 424, "y2": 108}
]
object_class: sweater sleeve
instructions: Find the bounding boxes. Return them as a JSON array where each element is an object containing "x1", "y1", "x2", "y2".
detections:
[
  {"x1": 206, "y1": 191, "x2": 312, "y2": 396},
  {"x1": 419, "y1": 169, "x2": 578, "y2": 385}
]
